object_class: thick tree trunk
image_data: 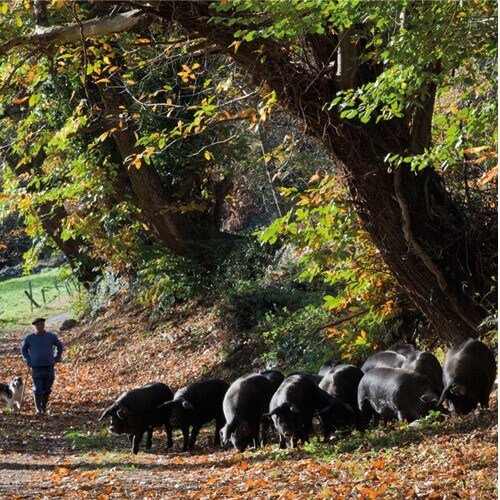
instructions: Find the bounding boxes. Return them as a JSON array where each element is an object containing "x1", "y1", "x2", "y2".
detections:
[{"x1": 97, "y1": 74, "x2": 237, "y2": 264}]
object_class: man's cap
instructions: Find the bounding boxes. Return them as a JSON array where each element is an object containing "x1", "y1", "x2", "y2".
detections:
[{"x1": 31, "y1": 317, "x2": 46, "y2": 325}]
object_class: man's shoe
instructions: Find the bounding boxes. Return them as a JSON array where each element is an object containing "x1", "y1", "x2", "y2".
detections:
[
  {"x1": 41, "y1": 393, "x2": 50, "y2": 413},
  {"x1": 33, "y1": 393, "x2": 44, "y2": 414}
]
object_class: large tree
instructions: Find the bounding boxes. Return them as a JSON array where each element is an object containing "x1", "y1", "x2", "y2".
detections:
[{"x1": 0, "y1": 1, "x2": 496, "y2": 342}]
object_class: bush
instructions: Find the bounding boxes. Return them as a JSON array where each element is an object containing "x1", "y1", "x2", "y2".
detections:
[{"x1": 260, "y1": 304, "x2": 342, "y2": 372}]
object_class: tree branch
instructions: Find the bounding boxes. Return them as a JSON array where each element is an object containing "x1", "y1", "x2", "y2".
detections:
[
  {"x1": 314, "y1": 301, "x2": 385, "y2": 334},
  {"x1": 0, "y1": 9, "x2": 153, "y2": 57}
]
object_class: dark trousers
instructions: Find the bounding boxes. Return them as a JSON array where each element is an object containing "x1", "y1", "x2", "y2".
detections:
[{"x1": 31, "y1": 365, "x2": 55, "y2": 394}]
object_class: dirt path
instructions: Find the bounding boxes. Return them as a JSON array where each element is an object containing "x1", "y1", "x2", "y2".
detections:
[
  {"x1": 0, "y1": 322, "x2": 497, "y2": 499},
  {"x1": 45, "y1": 311, "x2": 74, "y2": 327}
]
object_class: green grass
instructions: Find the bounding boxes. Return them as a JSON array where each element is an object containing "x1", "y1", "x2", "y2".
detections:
[
  {"x1": 65, "y1": 429, "x2": 113, "y2": 452},
  {"x1": 0, "y1": 268, "x2": 72, "y2": 326},
  {"x1": 252, "y1": 414, "x2": 445, "y2": 464}
]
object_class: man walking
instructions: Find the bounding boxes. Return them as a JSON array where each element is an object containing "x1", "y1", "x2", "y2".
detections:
[{"x1": 21, "y1": 318, "x2": 64, "y2": 415}]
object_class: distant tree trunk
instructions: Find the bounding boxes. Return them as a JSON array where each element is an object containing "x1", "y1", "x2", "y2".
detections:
[
  {"x1": 4, "y1": 149, "x2": 101, "y2": 287},
  {"x1": 158, "y1": 1, "x2": 495, "y2": 342},
  {"x1": 36, "y1": 202, "x2": 101, "y2": 286}
]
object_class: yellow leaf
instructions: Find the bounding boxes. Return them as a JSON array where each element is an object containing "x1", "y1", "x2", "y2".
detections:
[
  {"x1": 130, "y1": 155, "x2": 143, "y2": 169},
  {"x1": 477, "y1": 166, "x2": 498, "y2": 186},
  {"x1": 463, "y1": 145, "x2": 488, "y2": 155},
  {"x1": 232, "y1": 40, "x2": 242, "y2": 53},
  {"x1": 204, "y1": 150, "x2": 212, "y2": 160},
  {"x1": 51, "y1": 0, "x2": 65, "y2": 9},
  {"x1": 12, "y1": 96, "x2": 29, "y2": 104},
  {"x1": 97, "y1": 131, "x2": 109, "y2": 142}
]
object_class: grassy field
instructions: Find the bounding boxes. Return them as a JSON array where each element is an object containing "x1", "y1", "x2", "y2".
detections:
[{"x1": 0, "y1": 268, "x2": 73, "y2": 326}]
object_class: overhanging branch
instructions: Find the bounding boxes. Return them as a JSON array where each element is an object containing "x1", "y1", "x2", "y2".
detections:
[{"x1": 0, "y1": 9, "x2": 153, "y2": 57}]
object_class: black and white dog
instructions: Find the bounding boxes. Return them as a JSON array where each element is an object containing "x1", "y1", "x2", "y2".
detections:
[{"x1": 0, "y1": 376, "x2": 24, "y2": 410}]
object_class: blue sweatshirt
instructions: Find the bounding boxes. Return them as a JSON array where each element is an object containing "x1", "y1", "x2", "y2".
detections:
[{"x1": 21, "y1": 331, "x2": 64, "y2": 367}]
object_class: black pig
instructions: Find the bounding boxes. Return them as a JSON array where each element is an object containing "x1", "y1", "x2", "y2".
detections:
[
  {"x1": 99, "y1": 382, "x2": 174, "y2": 454},
  {"x1": 266, "y1": 374, "x2": 355, "y2": 448},
  {"x1": 221, "y1": 373, "x2": 274, "y2": 451},
  {"x1": 157, "y1": 378, "x2": 229, "y2": 451},
  {"x1": 358, "y1": 368, "x2": 440, "y2": 426},
  {"x1": 438, "y1": 339, "x2": 496, "y2": 414}
]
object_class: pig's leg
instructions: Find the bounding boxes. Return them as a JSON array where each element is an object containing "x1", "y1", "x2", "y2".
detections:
[
  {"x1": 181, "y1": 426, "x2": 190, "y2": 452},
  {"x1": 189, "y1": 424, "x2": 202, "y2": 451},
  {"x1": 165, "y1": 422, "x2": 174, "y2": 450},
  {"x1": 131, "y1": 431, "x2": 144, "y2": 455}
]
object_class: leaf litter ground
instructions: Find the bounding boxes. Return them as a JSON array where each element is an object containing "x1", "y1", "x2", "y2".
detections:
[{"x1": 0, "y1": 302, "x2": 497, "y2": 498}]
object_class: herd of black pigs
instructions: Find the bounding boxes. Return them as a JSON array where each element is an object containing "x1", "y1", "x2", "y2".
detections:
[{"x1": 99, "y1": 338, "x2": 496, "y2": 454}]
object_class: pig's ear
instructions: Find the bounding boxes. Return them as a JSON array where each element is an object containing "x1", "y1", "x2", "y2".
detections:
[
  {"x1": 99, "y1": 404, "x2": 117, "y2": 421},
  {"x1": 436, "y1": 386, "x2": 450, "y2": 407},
  {"x1": 420, "y1": 393, "x2": 438, "y2": 405},
  {"x1": 181, "y1": 399, "x2": 194, "y2": 410},
  {"x1": 263, "y1": 404, "x2": 284, "y2": 418},
  {"x1": 116, "y1": 406, "x2": 133, "y2": 423},
  {"x1": 450, "y1": 384, "x2": 467, "y2": 397},
  {"x1": 157, "y1": 400, "x2": 174, "y2": 413}
]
